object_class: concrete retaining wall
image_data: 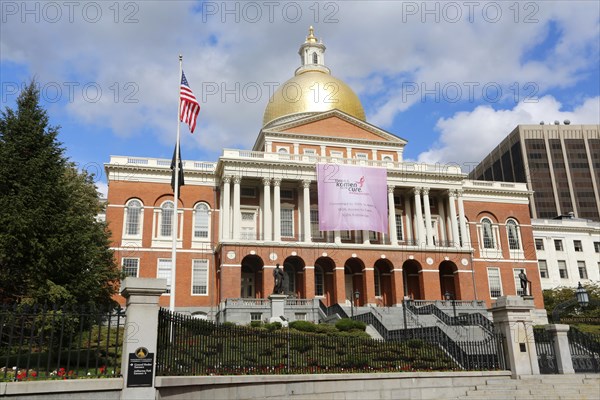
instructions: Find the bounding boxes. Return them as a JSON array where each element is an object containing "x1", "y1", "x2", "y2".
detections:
[
  {"x1": 0, "y1": 378, "x2": 122, "y2": 399},
  {"x1": 155, "y1": 371, "x2": 512, "y2": 400}
]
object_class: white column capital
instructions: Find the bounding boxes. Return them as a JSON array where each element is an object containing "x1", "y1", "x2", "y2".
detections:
[
  {"x1": 262, "y1": 177, "x2": 271, "y2": 186},
  {"x1": 422, "y1": 187, "x2": 430, "y2": 196},
  {"x1": 232, "y1": 175, "x2": 241, "y2": 185},
  {"x1": 456, "y1": 189, "x2": 464, "y2": 197},
  {"x1": 272, "y1": 178, "x2": 282, "y2": 187},
  {"x1": 301, "y1": 179, "x2": 311, "y2": 189},
  {"x1": 387, "y1": 185, "x2": 395, "y2": 194},
  {"x1": 413, "y1": 187, "x2": 422, "y2": 196},
  {"x1": 222, "y1": 176, "x2": 231, "y2": 184}
]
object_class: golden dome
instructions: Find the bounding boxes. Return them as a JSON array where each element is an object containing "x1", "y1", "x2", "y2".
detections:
[{"x1": 262, "y1": 27, "x2": 366, "y2": 126}]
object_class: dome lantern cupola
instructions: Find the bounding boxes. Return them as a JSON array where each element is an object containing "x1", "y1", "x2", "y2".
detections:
[
  {"x1": 296, "y1": 26, "x2": 330, "y2": 75},
  {"x1": 262, "y1": 27, "x2": 366, "y2": 126}
]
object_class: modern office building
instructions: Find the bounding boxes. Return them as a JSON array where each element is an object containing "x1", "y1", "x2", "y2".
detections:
[
  {"x1": 104, "y1": 28, "x2": 546, "y2": 322},
  {"x1": 469, "y1": 124, "x2": 600, "y2": 222}
]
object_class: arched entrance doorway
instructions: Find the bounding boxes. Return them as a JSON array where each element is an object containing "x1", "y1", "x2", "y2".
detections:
[
  {"x1": 374, "y1": 259, "x2": 393, "y2": 306},
  {"x1": 314, "y1": 257, "x2": 335, "y2": 305},
  {"x1": 283, "y1": 256, "x2": 305, "y2": 298},
  {"x1": 439, "y1": 261, "x2": 458, "y2": 299},
  {"x1": 344, "y1": 258, "x2": 365, "y2": 306},
  {"x1": 402, "y1": 260, "x2": 422, "y2": 300},
  {"x1": 240, "y1": 255, "x2": 263, "y2": 298}
]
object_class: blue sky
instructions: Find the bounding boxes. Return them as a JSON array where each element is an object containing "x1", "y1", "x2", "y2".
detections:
[{"x1": 1, "y1": 1, "x2": 599, "y2": 195}]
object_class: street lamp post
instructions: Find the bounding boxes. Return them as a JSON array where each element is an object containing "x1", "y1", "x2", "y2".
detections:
[
  {"x1": 351, "y1": 290, "x2": 360, "y2": 318},
  {"x1": 444, "y1": 291, "x2": 457, "y2": 320},
  {"x1": 551, "y1": 282, "x2": 592, "y2": 323}
]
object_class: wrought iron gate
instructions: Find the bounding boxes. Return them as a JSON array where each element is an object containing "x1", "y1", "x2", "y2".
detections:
[
  {"x1": 568, "y1": 328, "x2": 600, "y2": 373},
  {"x1": 533, "y1": 328, "x2": 558, "y2": 374}
]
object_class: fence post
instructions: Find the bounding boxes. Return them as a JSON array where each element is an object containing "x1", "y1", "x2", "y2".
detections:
[
  {"x1": 490, "y1": 296, "x2": 539, "y2": 377},
  {"x1": 120, "y1": 278, "x2": 166, "y2": 400},
  {"x1": 545, "y1": 324, "x2": 574, "y2": 374}
]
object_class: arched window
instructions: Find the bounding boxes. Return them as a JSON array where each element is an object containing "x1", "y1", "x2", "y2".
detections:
[
  {"x1": 506, "y1": 219, "x2": 520, "y2": 250},
  {"x1": 482, "y1": 218, "x2": 494, "y2": 249},
  {"x1": 312, "y1": 52, "x2": 318, "y2": 64},
  {"x1": 193, "y1": 203, "x2": 210, "y2": 239},
  {"x1": 125, "y1": 199, "x2": 142, "y2": 236},
  {"x1": 160, "y1": 201, "x2": 174, "y2": 237},
  {"x1": 314, "y1": 266, "x2": 324, "y2": 296}
]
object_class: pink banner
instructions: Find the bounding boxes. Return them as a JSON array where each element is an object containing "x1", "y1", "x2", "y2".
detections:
[{"x1": 317, "y1": 164, "x2": 389, "y2": 233}]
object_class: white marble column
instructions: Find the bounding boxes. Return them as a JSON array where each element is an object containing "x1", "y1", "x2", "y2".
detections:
[
  {"x1": 262, "y1": 177, "x2": 271, "y2": 241},
  {"x1": 437, "y1": 196, "x2": 447, "y2": 244},
  {"x1": 448, "y1": 190, "x2": 460, "y2": 248},
  {"x1": 422, "y1": 187, "x2": 433, "y2": 246},
  {"x1": 413, "y1": 188, "x2": 425, "y2": 246},
  {"x1": 362, "y1": 230, "x2": 370, "y2": 244},
  {"x1": 388, "y1": 185, "x2": 397, "y2": 245},
  {"x1": 404, "y1": 194, "x2": 413, "y2": 243},
  {"x1": 222, "y1": 176, "x2": 231, "y2": 240},
  {"x1": 302, "y1": 180, "x2": 311, "y2": 243},
  {"x1": 457, "y1": 189, "x2": 468, "y2": 248},
  {"x1": 273, "y1": 178, "x2": 281, "y2": 241},
  {"x1": 232, "y1": 175, "x2": 241, "y2": 240},
  {"x1": 334, "y1": 231, "x2": 341, "y2": 244}
]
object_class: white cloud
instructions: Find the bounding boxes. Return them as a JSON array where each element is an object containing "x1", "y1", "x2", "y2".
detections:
[
  {"x1": 417, "y1": 96, "x2": 600, "y2": 165},
  {"x1": 1, "y1": 1, "x2": 598, "y2": 158}
]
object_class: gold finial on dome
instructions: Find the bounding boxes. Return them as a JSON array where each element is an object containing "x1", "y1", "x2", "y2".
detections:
[{"x1": 306, "y1": 26, "x2": 317, "y2": 43}]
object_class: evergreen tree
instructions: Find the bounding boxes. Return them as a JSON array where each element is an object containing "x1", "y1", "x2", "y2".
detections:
[{"x1": 0, "y1": 81, "x2": 120, "y2": 308}]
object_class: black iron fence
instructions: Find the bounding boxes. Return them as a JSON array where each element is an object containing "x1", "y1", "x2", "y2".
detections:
[
  {"x1": 568, "y1": 327, "x2": 600, "y2": 373},
  {"x1": 533, "y1": 327, "x2": 558, "y2": 374},
  {"x1": 0, "y1": 304, "x2": 125, "y2": 381},
  {"x1": 156, "y1": 308, "x2": 507, "y2": 376}
]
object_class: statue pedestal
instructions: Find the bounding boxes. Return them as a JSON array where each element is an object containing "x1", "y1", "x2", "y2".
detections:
[{"x1": 269, "y1": 294, "x2": 288, "y2": 326}]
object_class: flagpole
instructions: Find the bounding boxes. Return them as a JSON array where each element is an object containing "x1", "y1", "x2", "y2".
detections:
[{"x1": 170, "y1": 55, "x2": 183, "y2": 314}]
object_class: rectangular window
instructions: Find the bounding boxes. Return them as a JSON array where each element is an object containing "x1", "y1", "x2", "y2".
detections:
[
  {"x1": 356, "y1": 153, "x2": 368, "y2": 160},
  {"x1": 240, "y1": 187, "x2": 256, "y2": 198},
  {"x1": 574, "y1": 240, "x2": 583, "y2": 252},
  {"x1": 558, "y1": 260, "x2": 568, "y2": 279},
  {"x1": 538, "y1": 260, "x2": 548, "y2": 278},
  {"x1": 330, "y1": 150, "x2": 343, "y2": 158},
  {"x1": 310, "y1": 209, "x2": 323, "y2": 239},
  {"x1": 554, "y1": 239, "x2": 563, "y2": 251},
  {"x1": 578, "y1": 261, "x2": 588, "y2": 279},
  {"x1": 513, "y1": 269, "x2": 525, "y2": 296},
  {"x1": 280, "y1": 189, "x2": 294, "y2": 200},
  {"x1": 192, "y1": 259, "x2": 208, "y2": 295},
  {"x1": 395, "y1": 213, "x2": 404, "y2": 241},
  {"x1": 157, "y1": 259, "x2": 172, "y2": 294},
  {"x1": 369, "y1": 231, "x2": 378, "y2": 241},
  {"x1": 280, "y1": 208, "x2": 294, "y2": 237},
  {"x1": 535, "y1": 238, "x2": 544, "y2": 250},
  {"x1": 594, "y1": 242, "x2": 600, "y2": 253},
  {"x1": 315, "y1": 269, "x2": 324, "y2": 296},
  {"x1": 487, "y1": 268, "x2": 502, "y2": 298},
  {"x1": 122, "y1": 258, "x2": 139, "y2": 277},
  {"x1": 161, "y1": 209, "x2": 173, "y2": 237},
  {"x1": 295, "y1": 313, "x2": 307, "y2": 321},
  {"x1": 250, "y1": 313, "x2": 262, "y2": 321},
  {"x1": 341, "y1": 230, "x2": 351, "y2": 240}
]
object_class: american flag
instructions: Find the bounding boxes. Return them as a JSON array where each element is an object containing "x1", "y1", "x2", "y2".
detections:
[{"x1": 180, "y1": 71, "x2": 200, "y2": 133}]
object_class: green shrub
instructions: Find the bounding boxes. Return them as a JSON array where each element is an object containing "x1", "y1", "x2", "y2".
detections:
[
  {"x1": 289, "y1": 320, "x2": 317, "y2": 333},
  {"x1": 335, "y1": 318, "x2": 366, "y2": 332},
  {"x1": 315, "y1": 323, "x2": 338, "y2": 334},
  {"x1": 264, "y1": 322, "x2": 282, "y2": 331},
  {"x1": 406, "y1": 339, "x2": 424, "y2": 349},
  {"x1": 250, "y1": 321, "x2": 263, "y2": 328}
]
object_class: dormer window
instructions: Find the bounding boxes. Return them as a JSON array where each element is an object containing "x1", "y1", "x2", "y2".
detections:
[{"x1": 312, "y1": 52, "x2": 318, "y2": 64}]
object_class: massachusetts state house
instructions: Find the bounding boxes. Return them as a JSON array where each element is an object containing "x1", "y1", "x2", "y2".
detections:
[{"x1": 105, "y1": 28, "x2": 546, "y2": 323}]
